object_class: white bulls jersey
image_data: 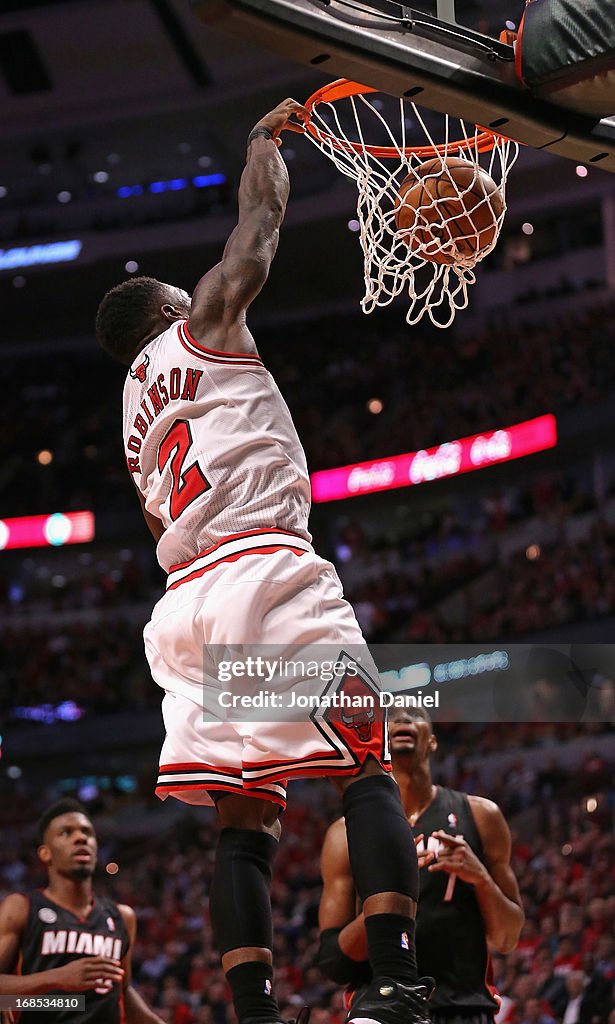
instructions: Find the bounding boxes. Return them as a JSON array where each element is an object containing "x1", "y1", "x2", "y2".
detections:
[{"x1": 122, "y1": 320, "x2": 311, "y2": 572}]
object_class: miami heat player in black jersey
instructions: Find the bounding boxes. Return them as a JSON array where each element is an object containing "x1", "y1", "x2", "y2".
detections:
[
  {"x1": 413, "y1": 786, "x2": 498, "y2": 1017},
  {"x1": 319, "y1": 710, "x2": 524, "y2": 1024},
  {"x1": 0, "y1": 799, "x2": 163, "y2": 1024},
  {"x1": 17, "y1": 889, "x2": 130, "y2": 1022}
]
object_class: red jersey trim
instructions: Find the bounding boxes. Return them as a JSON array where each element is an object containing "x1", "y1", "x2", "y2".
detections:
[
  {"x1": 243, "y1": 760, "x2": 393, "y2": 785},
  {"x1": 155, "y1": 780, "x2": 287, "y2": 809},
  {"x1": 159, "y1": 761, "x2": 242, "y2": 775},
  {"x1": 178, "y1": 322, "x2": 264, "y2": 365},
  {"x1": 167, "y1": 544, "x2": 308, "y2": 590},
  {"x1": 243, "y1": 748, "x2": 347, "y2": 770},
  {"x1": 168, "y1": 527, "x2": 311, "y2": 573}
]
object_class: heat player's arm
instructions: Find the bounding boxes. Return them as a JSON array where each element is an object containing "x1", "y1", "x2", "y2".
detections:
[
  {"x1": 468, "y1": 795, "x2": 524, "y2": 954},
  {"x1": 0, "y1": 893, "x2": 55, "y2": 995},
  {"x1": 118, "y1": 905, "x2": 165, "y2": 1024},
  {"x1": 136, "y1": 488, "x2": 165, "y2": 543},
  {"x1": 0, "y1": 894, "x2": 25, "y2": 993},
  {"x1": 186, "y1": 98, "x2": 307, "y2": 355},
  {"x1": 319, "y1": 818, "x2": 369, "y2": 969}
]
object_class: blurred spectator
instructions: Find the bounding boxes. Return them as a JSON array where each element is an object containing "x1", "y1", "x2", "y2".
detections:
[{"x1": 521, "y1": 997, "x2": 558, "y2": 1024}]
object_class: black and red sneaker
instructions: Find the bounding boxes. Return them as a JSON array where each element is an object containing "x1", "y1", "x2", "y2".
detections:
[{"x1": 346, "y1": 977, "x2": 434, "y2": 1024}]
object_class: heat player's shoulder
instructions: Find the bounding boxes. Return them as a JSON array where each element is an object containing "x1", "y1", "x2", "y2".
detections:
[
  {"x1": 466, "y1": 794, "x2": 502, "y2": 819},
  {"x1": 0, "y1": 891, "x2": 30, "y2": 934},
  {"x1": 467, "y1": 794, "x2": 511, "y2": 851}
]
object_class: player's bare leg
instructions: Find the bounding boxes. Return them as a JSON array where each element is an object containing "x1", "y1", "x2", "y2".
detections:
[{"x1": 209, "y1": 793, "x2": 284, "y2": 1024}]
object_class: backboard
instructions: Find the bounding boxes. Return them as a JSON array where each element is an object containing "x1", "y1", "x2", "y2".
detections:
[{"x1": 193, "y1": 0, "x2": 615, "y2": 173}]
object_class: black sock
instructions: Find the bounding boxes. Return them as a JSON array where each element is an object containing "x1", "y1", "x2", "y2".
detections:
[
  {"x1": 226, "y1": 962, "x2": 280, "y2": 1024},
  {"x1": 365, "y1": 914, "x2": 417, "y2": 983}
]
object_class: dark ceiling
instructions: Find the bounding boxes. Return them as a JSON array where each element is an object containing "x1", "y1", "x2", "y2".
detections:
[{"x1": 0, "y1": 0, "x2": 611, "y2": 344}]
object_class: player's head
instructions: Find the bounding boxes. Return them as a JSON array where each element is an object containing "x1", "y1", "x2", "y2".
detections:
[
  {"x1": 36, "y1": 798, "x2": 97, "y2": 881},
  {"x1": 387, "y1": 706, "x2": 437, "y2": 764},
  {"x1": 95, "y1": 275, "x2": 192, "y2": 365}
]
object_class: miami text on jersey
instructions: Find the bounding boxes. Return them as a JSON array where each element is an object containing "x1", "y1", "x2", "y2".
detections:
[{"x1": 40, "y1": 929, "x2": 123, "y2": 958}]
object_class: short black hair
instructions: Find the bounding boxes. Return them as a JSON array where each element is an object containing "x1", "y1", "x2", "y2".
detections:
[
  {"x1": 36, "y1": 798, "x2": 92, "y2": 846},
  {"x1": 95, "y1": 275, "x2": 168, "y2": 364}
]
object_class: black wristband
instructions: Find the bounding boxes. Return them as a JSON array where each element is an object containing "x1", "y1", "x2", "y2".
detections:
[
  {"x1": 317, "y1": 928, "x2": 372, "y2": 987},
  {"x1": 247, "y1": 126, "x2": 274, "y2": 146}
]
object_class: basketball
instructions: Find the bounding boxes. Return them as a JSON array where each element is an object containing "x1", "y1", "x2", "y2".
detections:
[{"x1": 394, "y1": 156, "x2": 505, "y2": 265}]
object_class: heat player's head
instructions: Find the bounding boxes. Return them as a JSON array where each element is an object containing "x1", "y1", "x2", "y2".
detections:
[
  {"x1": 387, "y1": 706, "x2": 437, "y2": 764},
  {"x1": 36, "y1": 798, "x2": 97, "y2": 881},
  {"x1": 96, "y1": 276, "x2": 192, "y2": 365}
]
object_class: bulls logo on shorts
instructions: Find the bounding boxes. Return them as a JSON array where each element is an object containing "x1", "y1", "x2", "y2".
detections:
[
  {"x1": 316, "y1": 656, "x2": 388, "y2": 766},
  {"x1": 329, "y1": 671, "x2": 376, "y2": 742}
]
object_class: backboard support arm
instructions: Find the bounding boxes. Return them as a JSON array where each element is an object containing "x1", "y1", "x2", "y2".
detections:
[{"x1": 435, "y1": 0, "x2": 456, "y2": 25}]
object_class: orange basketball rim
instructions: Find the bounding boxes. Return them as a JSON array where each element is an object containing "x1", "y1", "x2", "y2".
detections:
[
  {"x1": 297, "y1": 78, "x2": 520, "y2": 328},
  {"x1": 303, "y1": 79, "x2": 506, "y2": 160}
]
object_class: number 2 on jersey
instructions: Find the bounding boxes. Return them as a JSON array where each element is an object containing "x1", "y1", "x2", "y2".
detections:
[{"x1": 157, "y1": 419, "x2": 209, "y2": 520}]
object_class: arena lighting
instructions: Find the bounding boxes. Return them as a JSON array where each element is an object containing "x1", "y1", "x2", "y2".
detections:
[
  {"x1": 193, "y1": 173, "x2": 226, "y2": 187},
  {"x1": 120, "y1": 173, "x2": 226, "y2": 198},
  {"x1": 380, "y1": 650, "x2": 510, "y2": 691},
  {"x1": 311, "y1": 414, "x2": 557, "y2": 502},
  {"x1": 0, "y1": 511, "x2": 94, "y2": 551},
  {"x1": 0, "y1": 240, "x2": 82, "y2": 271},
  {"x1": 12, "y1": 701, "x2": 84, "y2": 724}
]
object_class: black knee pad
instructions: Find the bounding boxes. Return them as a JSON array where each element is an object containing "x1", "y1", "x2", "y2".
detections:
[
  {"x1": 209, "y1": 828, "x2": 278, "y2": 955},
  {"x1": 342, "y1": 774, "x2": 418, "y2": 902}
]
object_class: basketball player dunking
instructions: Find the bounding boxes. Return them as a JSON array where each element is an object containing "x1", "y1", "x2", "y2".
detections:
[
  {"x1": 0, "y1": 799, "x2": 163, "y2": 1023},
  {"x1": 95, "y1": 99, "x2": 431, "y2": 1024},
  {"x1": 319, "y1": 709, "x2": 524, "y2": 1024}
]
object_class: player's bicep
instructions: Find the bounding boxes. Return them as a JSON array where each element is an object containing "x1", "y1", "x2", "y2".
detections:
[
  {"x1": 187, "y1": 213, "x2": 278, "y2": 349},
  {"x1": 319, "y1": 822, "x2": 357, "y2": 929},
  {"x1": 0, "y1": 896, "x2": 28, "y2": 975},
  {"x1": 472, "y1": 799, "x2": 523, "y2": 907}
]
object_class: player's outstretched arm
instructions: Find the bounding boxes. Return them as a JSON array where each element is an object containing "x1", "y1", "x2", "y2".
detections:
[
  {"x1": 187, "y1": 98, "x2": 308, "y2": 354},
  {"x1": 118, "y1": 905, "x2": 165, "y2": 1024},
  {"x1": 317, "y1": 819, "x2": 371, "y2": 985}
]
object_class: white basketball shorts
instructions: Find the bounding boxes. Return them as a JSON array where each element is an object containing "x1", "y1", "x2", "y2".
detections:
[{"x1": 143, "y1": 529, "x2": 390, "y2": 809}]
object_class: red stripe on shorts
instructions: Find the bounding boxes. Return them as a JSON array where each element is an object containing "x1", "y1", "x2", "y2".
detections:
[
  {"x1": 167, "y1": 544, "x2": 308, "y2": 590},
  {"x1": 168, "y1": 528, "x2": 309, "y2": 573}
]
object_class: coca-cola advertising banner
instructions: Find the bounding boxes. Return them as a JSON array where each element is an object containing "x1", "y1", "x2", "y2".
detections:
[{"x1": 311, "y1": 414, "x2": 557, "y2": 503}]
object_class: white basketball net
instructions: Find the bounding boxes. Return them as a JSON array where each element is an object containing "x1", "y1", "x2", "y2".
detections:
[{"x1": 301, "y1": 89, "x2": 519, "y2": 328}]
